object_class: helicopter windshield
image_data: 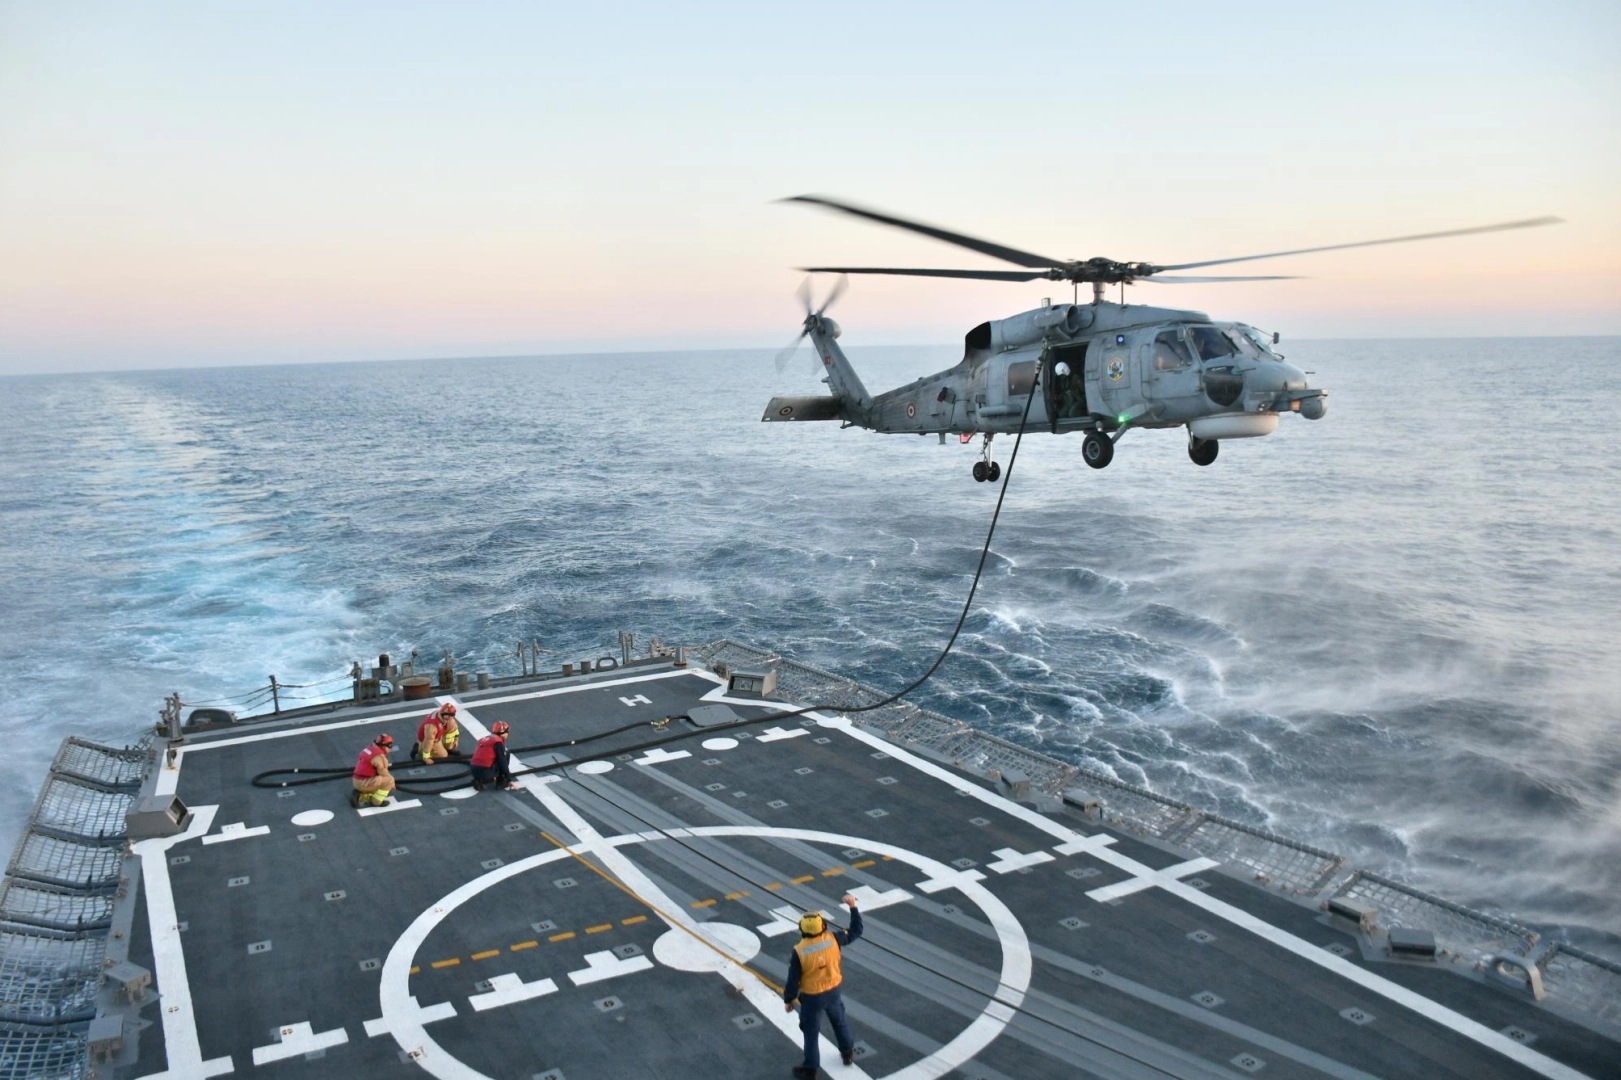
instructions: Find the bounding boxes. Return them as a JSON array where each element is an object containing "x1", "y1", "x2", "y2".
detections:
[
  {"x1": 1226, "y1": 328, "x2": 1265, "y2": 359},
  {"x1": 1188, "y1": 326, "x2": 1236, "y2": 362}
]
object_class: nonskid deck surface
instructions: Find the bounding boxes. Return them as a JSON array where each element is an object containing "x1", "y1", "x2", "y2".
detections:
[{"x1": 124, "y1": 666, "x2": 1618, "y2": 1080}]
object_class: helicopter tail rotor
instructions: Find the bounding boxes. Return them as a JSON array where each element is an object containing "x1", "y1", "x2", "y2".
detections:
[{"x1": 775, "y1": 276, "x2": 848, "y2": 379}]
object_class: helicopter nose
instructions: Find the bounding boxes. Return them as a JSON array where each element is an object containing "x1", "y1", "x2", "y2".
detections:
[{"x1": 1254, "y1": 360, "x2": 1308, "y2": 394}]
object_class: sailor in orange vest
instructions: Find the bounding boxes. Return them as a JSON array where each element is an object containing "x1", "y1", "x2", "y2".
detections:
[
  {"x1": 350, "y1": 733, "x2": 397, "y2": 808},
  {"x1": 782, "y1": 894, "x2": 862, "y2": 1078},
  {"x1": 469, "y1": 721, "x2": 520, "y2": 791},
  {"x1": 414, "y1": 703, "x2": 460, "y2": 765}
]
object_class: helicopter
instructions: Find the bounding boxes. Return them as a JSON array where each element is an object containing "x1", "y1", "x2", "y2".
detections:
[{"x1": 765, "y1": 195, "x2": 1560, "y2": 480}]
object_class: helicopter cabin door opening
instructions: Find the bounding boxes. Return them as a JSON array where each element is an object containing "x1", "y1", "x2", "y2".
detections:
[{"x1": 1043, "y1": 342, "x2": 1090, "y2": 432}]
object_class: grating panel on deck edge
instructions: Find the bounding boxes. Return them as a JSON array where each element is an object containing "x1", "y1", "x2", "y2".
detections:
[
  {"x1": 1541, "y1": 945, "x2": 1621, "y2": 1029},
  {"x1": 5, "y1": 832, "x2": 123, "y2": 892},
  {"x1": 0, "y1": 1025, "x2": 89, "y2": 1080},
  {"x1": 0, "y1": 925, "x2": 105, "y2": 1024},
  {"x1": 0, "y1": 880, "x2": 114, "y2": 933},
  {"x1": 49, "y1": 738, "x2": 151, "y2": 792},
  {"x1": 33, "y1": 777, "x2": 136, "y2": 843}
]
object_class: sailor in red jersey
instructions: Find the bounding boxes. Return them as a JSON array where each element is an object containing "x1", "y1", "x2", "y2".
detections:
[
  {"x1": 470, "y1": 721, "x2": 519, "y2": 791},
  {"x1": 351, "y1": 733, "x2": 397, "y2": 808},
  {"x1": 415, "y1": 703, "x2": 460, "y2": 764}
]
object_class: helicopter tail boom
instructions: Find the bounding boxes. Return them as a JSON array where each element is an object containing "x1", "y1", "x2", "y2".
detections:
[{"x1": 805, "y1": 318, "x2": 873, "y2": 417}]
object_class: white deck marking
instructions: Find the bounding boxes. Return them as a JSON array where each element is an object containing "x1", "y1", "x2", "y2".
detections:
[
  {"x1": 1052, "y1": 833, "x2": 1117, "y2": 857},
  {"x1": 169, "y1": 668, "x2": 695, "y2": 757},
  {"x1": 756, "y1": 725, "x2": 809, "y2": 743},
  {"x1": 1086, "y1": 857, "x2": 1218, "y2": 902},
  {"x1": 357, "y1": 797, "x2": 421, "y2": 817},
  {"x1": 200, "y1": 822, "x2": 269, "y2": 846},
  {"x1": 619, "y1": 693, "x2": 653, "y2": 706},
  {"x1": 914, "y1": 868, "x2": 987, "y2": 894},
  {"x1": 289, "y1": 810, "x2": 335, "y2": 827},
  {"x1": 250, "y1": 1022, "x2": 348, "y2": 1065},
  {"x1": 130, "y1": 803, "x2": 236, "y2": 1080},
  {"x1": 363, "y1": 999, "x2": 456, "y2": 1037},
  {"x1": 566, "y1": 949, "x2": 655, "y2": 986},
  {"x1": 985, "y1": 847, "x2": 1055, "y2": 874},
  {"x1": 817, "y1": 712, "x2": 1596, "y2": 1080},
  {"x1": 701, "y1": 737, "x2": 739, "y2": 751},
  {"x1": 756, "y1": 907, "x2": 805, "y2": 937},
  {"x1": 634, "y1": 747, "x2": 691, "y2": 765},
  {"x1": 844, "y1": 884, "x2": 913, "y2": 912},
  {"x1": 575, "y1": 759, "x2": 615, "y2": 775},
  {"x1": 468, "y1": 973, "x2": 559, "y2": 1012}
]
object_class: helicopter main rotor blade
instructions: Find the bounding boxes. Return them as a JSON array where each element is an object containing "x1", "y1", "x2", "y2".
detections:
[
  {"x1": 799, "y1": 266, "x2": 1053, "y2": 282},
  {"x1": 1155, "y1": 216, "x2": 1563, "y2": 273},
  {"x1": 1142, "y1": 274, "x2": 1303, "y2": 283},
  {"x1": 795, "y1": 276, "x2": 813, "y2": 317},
  {"x1": 784, "y1": 195, "x2": 1063, "y2": 269}
]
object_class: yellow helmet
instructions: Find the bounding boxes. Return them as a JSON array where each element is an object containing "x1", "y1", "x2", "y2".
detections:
[{"x1": 798, "y1": 912, "x2": 825, "y2": 936}]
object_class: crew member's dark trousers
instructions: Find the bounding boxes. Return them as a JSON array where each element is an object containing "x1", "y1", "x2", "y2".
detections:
[
  {"x1": 798, "y1": 987, "x2": 854, "y2": 1070},
  {"x1": 471, "y1": 763, "x2": 511, "y2": 789}
]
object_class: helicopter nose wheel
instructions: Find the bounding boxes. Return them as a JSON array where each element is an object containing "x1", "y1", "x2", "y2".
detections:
[
  {"x1": 1082, "y1": 431, "x2": 1114, "y2": 470},
  {"x1": 1188, "y1": 436, "x2": 1219, "y2": 466},
  {"x1": 972, "y1": 435, "x2": 1001, "y2": 483}
]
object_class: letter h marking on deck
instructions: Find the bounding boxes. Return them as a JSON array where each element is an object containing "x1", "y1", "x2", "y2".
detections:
[{"x1": 619, "y1": 694, "x2": 652, "y2": 707}]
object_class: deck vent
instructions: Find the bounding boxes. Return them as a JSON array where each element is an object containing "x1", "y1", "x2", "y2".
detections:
[
  {"x1": 1389, "y1": 927, "x2": 1437, "y2": 959},
  {"x1": 1326, "y1": 895, "x2": 1379, "y2": 932},
  {"x1": 997, "y1": 769, "x2": 1031, "y2": 801},
  {"x1": 106, "y1": 960, "x2": 151, "y2": 1003},
  {"x1": 689, "y1": 705, "x2": 740, "y2": 728},
  {"x1": 127, "y1": 794, "x2": 192, "y2": 839},
  {"x1": 727, "y1": 669, "x2": 777, "y2": 699},
  {"x1": 88, "y1": 1015, "x2": 125, "y2": 1063}
]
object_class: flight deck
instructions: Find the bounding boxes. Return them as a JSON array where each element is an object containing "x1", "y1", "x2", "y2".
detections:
[{"x1": 7, "y1": 647, "x2": 1620, "y2": 1080}]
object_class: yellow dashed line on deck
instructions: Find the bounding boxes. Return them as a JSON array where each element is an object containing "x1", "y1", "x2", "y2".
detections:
[
  {"x1": 409, "y1": 966, "x2": 420, "y2": 975},
  {"x1": 765, "y1": 882, "x2": 783, "y2": 890},
  {"x1": 586, "y1": 923, "x2": 613, "y2": 934},
  {"x1": 549, "y1": 931, "x2": 576, "y2": 942},
  {"x1": 430, "y1": 958, "x2": 460, "y2": 969},
  {"x1": 790, "y1": 875, "x2": 814, "y2": 885},
  {"x1": 471, "y1": 950, "x2": 500, "y2": 961},
  {"x1": 821, "y1": 868, "x2": 844, "y2": 877},
  {"x1": 691, "y1": 898, "x2": 717, "y2": 908},
  {"x1": 852, "y1": 859, "x2": 876, "y2": 869},
  {"x1": 622, "y1": 915, "x2": 647, "y2": 926},
  {"x1": 725, "y1": 891, "x2": 749, "y2": 901},
  {"x1": 511, "y1": 941, "x2": 538, "y2": 951}
]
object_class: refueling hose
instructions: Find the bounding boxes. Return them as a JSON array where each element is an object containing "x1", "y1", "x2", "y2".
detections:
[{"x1": 251, "y1": 367, "x2": 1044, "y2": 795}]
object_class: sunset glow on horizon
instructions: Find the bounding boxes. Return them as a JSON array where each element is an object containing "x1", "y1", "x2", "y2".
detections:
[{"x1": 1, "y1": 1, "x2": 1616, "y2": 374}]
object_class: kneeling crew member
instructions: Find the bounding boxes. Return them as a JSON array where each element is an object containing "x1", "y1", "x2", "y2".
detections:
[
  {"x1": 783, "y1": 894, "x2": 862, "y2": 1078},
  {"x1": 470, "y1": 721, "x2": 519, "y2": 791},
  {"x1": 415, "y1": 702, "x2": 459, "y2": 764},
  {"x1": 351, "y1": 734, "x2": 397, "y2": 807}
]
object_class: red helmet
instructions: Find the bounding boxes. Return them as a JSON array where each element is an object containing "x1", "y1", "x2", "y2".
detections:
[
  {"x1": 491, "y1": 721, "x2": 510, "y2": 736},
  {"x1": 374, "y1": 733, "x2": 395, "y2": 747},
  {"x1": 441, "y1": 703, "x2": 457, "y2": 716}
]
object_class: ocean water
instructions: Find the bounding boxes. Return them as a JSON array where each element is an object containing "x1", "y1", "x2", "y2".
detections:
[{"x1": 2, "y1": 337, "x2": 1619, "y2": 950}]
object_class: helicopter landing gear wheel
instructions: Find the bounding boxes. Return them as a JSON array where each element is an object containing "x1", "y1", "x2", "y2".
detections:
[
  {"x1": 1188, "y1": 436, "x2": 1219, "y2": 467},
  {"x1": 972, "y1": 461, "x2": 988, "y2": 483},
  {"x1": 1082, "y1": 431, "x2": 1113, "y2": 470},
  {"x1": 971, "y1": 433, "x2": 997, "y2": 484},
  {"x1": 987, "y1": 462, "x2": 1001, "y2": 482}
]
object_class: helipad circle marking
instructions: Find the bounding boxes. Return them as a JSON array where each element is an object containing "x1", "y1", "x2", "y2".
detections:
[
  {"x1": 652, "y1": 921, "x2": 760, "y2": 973},
  {"x1": 378, "y1": 825, "x2": 1028, "y2": 1080},
  {"x1": 576, "y1": 760, "x2": 615, "y2": 775},
  {"x1": 700, "y1": 737, "x2": 739, "y2": 751},
  {"x1": 289, "y1": 810, "x2": 334, "y2": 827},
  {"x1": 440, "y1": 787, "x2": 477, "y2": 800}
]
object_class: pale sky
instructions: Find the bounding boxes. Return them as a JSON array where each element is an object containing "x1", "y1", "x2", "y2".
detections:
[{"x1": 1, "y1": 0, "x2": 1617, "y2": 374}]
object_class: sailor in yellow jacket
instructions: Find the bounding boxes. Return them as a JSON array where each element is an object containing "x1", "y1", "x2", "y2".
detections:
[{"x1": 782, "y1": 894, "x2": 862, "y2": 1078}]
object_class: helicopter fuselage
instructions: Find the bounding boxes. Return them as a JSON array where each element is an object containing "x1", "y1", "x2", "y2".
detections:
[{"x1": 765, "y1": 299, "x2": 1327, "y2": 472}]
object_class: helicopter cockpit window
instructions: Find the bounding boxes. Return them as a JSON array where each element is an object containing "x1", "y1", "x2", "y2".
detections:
[
  {"x1": 1237, "y1": 325, "x2": 1282, "y2": 358},
  {"x1": 1226, "y1": 328, "x2": 1265, "y2": 359},
  {"x1": 1152, "y1": 330, "x2": 1194, "y2": 370},
  {"x1": 1189, "y1": 326, "x2": 1236, "y2": 361}
]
